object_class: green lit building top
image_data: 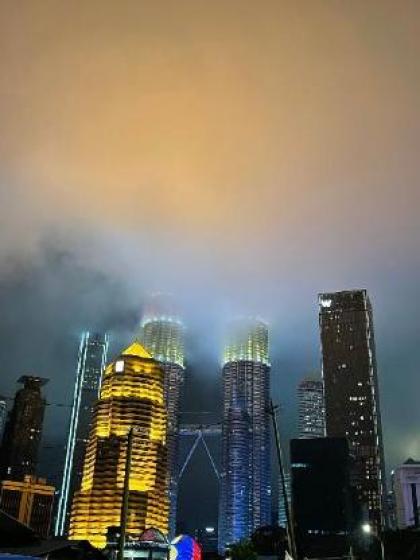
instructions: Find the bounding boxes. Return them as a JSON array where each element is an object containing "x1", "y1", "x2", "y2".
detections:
[{"x1": 223, "y1": 318, "x2": 269, "y2": 366}]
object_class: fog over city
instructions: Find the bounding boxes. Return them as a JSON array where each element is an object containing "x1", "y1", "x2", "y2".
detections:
[{"x1": 1, "y1": 2, "x2": 420, "y2": 525}]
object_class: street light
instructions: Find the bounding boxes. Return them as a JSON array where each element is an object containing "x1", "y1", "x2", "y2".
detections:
[
  {"x1": 361, "y1": 523, "x2": 372, "y2": 535},
  {"x1": 359, "y1": 523, "x2": 385, "y2": 560}
]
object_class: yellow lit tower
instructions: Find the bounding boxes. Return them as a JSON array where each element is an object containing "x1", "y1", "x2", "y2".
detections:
[{"x1": 69, "y1": 341, "x2": 169, "y2": 548}]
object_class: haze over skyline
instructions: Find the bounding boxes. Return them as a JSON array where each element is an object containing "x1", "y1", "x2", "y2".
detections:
[{"x1": 1, "y1": 0, "x2": 420, "y2": 496}]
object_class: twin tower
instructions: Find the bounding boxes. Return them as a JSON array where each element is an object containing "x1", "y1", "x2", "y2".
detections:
[{"x1": 59, "y1": 295, "x2": 270, "y2": 551}]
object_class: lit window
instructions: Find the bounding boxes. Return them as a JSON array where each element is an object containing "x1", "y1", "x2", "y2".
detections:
[{"x1": 115, "y1": 360, "x2": 124, "y2": 373}]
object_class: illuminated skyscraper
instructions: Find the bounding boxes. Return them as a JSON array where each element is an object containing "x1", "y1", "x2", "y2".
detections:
[
  {"x1": 69, "y1": 341, "x2": 169, "y2": 548},
  {"x1": 0, "y1": 376, "x2": 48, "y2": 480},
  {"x1": 219, "y1": 319, "x2": 271, "y2": 552},
  {"x1": 55, "y1": 332, "x2": 109, "y2": 536},
  {"x1": 297, "y1": 377, "x2": 325, "y2": 439},
  {"x1": 220, "y1": 396, "x2": 251, "y2": 547},
  {"x1": 140, "y1": 294, "x2": 185, "y2": 536},
  {"x1": 319, "y1": 290, "x2": 386, "y2": 533}
]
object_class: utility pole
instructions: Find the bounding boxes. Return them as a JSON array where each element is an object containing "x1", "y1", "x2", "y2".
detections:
[
  {"x1": 117, "y1": 427, "x2": 135, "y2": 560},
  {"x1": 269, "y1": 400, "x2": 298, "y2": 560}
]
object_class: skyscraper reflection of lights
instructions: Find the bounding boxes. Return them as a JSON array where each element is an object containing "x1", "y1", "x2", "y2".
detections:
[
  {"x1": 140, "y1": 293, "x2": 185, "y2": 537},
  {"x1": 219, "y1": 319, "x2": 271, "y2": 552}
]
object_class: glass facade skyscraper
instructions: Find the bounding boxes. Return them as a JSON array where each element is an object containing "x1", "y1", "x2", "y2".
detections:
[
  {"x1": 319, "y1": 289, "x2": 386, "y2": 533},
  {"x1": 219, "y1": 319, "x2": 271, "y2": 552},
  {"x1": 69, "y1": 341, "x2": 169, "y2": 548},
  {"x1": 297, "y1": 377, "x2": 325, "y2": 439},
  {"x1": 140, "y1": 294, "x2": 185, "y2": 537},
  {"x1": 55, "y1": 332, "x2": 109, "y2": 536}
]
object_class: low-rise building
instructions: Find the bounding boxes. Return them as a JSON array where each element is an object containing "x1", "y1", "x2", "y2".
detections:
[
  {"x1": 0, "y1": 475, "x2": 55, "y2": 537},
  {"x1": 394, "y1": 458, "x2": 420, "y2": 529}
]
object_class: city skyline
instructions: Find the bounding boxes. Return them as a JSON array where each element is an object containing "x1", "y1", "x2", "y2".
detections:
[
  {"x1": 1, "y1": 1, "x2": 420, "y2": 555},
  {"x1": 0, "y1": 294, "x2": 414, "y2": 516},
  {"x1": 0, "y1": 292, "x2": 410, "y2": 552}
]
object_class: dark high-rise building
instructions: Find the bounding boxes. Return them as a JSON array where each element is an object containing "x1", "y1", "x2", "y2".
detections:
[
  {"x1": 0, "y1": 376, "x2": 48, "y2": 480},
  {"x1": 140, "y1": 294, "x2": 185, "y2": 537},
  {"x1": 193, "y1": 526, "x2": 218, "y2": 553},
  {"x1": 291, "y1": 438, "x2": 352, "y2": 559},
  {"x1": 0, "y1": 397, "x2": 7, "y2": 442},
  {"x1": 55, "y1": 332, "x2": 109, "y2": 536},
  {"x1": 319, "y1": 289, "x2": 386, "y2": 532},
  {"x1": 219, "y1": 319, "x2": 271, "y2": 552},
  {"x1": 69, "y1": 341, "x2": 169, "y2": 548},
  {"x1": 297, "y1": 377, "x2": 325, "y2": 439},
  {"x1": 0, "y1": 475, "x2": 55, "y2": 538},
  {"x1": 394, "y1": 458, "x2": 420, "y2": 529}
]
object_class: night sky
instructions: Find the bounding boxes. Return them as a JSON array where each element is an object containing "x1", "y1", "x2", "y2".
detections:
[{"x1": 1, "y1": 0, "x2": 420, "y2": 529}]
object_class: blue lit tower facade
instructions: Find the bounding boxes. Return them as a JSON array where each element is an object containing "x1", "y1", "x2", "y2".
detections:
[
  {"x1": 139, "y1": 294, "x2": 185, "y2": 537},
  {"x1": 219, "y1": 319, "x2": 271, "y2": 552},
  {"x1": 55, "y1": 332, "x2": 109, "y2": 536},
  {"x1": 220, "y1": 396, "x2": 251, "y2": 547}
]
